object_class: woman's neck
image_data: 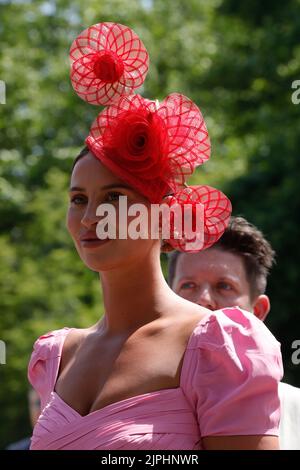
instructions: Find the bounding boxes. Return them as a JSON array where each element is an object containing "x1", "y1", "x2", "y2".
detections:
[{"x1": 98, "y1": 249, "x2": 176, "y2": 334}]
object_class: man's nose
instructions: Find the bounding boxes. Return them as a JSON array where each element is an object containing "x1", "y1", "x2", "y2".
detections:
[{"x1": 196, "y1": 286, "x2": 216, "y2": 311}]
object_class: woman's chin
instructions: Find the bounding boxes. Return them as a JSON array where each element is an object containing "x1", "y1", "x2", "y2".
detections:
[
  {"x1": 78, "y1": 238, "x2": 157, "y2": 272},
  {"x1": 79, "y1": 242, "x2": 127, "y2": 272}
]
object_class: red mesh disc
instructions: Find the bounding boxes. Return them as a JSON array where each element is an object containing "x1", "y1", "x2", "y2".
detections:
[
  {"x1": 164, "y1": 185, "x2": 232, "y2": 252},
  {"x1": 70, "y1": 22, "x2": 149, "y2": 105}
]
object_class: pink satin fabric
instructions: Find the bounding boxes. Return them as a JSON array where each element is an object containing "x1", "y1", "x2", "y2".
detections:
[{"x1": 28, "y1": 307, "x2": 283, "y2": 450}]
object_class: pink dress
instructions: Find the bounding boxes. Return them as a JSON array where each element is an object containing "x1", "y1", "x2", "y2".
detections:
[{"x1": 28, "y1": 307, "x2": 283, "y2": 450}]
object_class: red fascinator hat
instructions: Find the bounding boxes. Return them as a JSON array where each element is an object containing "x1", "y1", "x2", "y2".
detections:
[{"x1": 70, "y1": 22, "x2": 231, "y2": 252}]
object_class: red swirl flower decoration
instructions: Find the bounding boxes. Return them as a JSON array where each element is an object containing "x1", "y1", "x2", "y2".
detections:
[
  {"x1": 85, "y1": 93, "x2": 210, "y2": 203},
  {"x1": 70, "y1": 23, "x2": 149, "y2": 106},
  {"x1": 163, "y1": 186, "x2": 232, "y2": 252}
]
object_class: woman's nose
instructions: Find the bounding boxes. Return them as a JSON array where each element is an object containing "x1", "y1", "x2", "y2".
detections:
[{"x1": 80, "y1": 203, "x2": 99, "y2": 228}]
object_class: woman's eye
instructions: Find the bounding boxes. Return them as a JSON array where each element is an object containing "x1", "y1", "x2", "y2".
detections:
[
  {"x1": 180, "y1": 282, "x2": 197, "y2": 290},
  {"x1": 105, "y1": 191, "x2": 123, "y2": 202},
  {"x1": 70, "y1": 195, "x2": 87, "y2": 205}
]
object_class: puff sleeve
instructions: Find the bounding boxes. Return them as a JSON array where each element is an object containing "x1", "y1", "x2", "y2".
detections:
[
  {"x1": 27, "y1": 328, "x2": 70, "y2": 411},
  {"x1": 181, "y1": 307, "x2": 283, "y2": 437}
]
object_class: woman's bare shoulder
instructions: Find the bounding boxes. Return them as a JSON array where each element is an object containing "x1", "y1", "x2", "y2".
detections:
[
  {"x1": 167, "y1": 296, "x2": 211, "y2": 343},
  {"x1": 59, "y1": 326, "x2": 93, "y2": 374}
]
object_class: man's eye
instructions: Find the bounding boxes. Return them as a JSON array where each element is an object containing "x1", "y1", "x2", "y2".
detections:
[
  {"x1": 70, "y1": 195, "x2": 87, "y2": 205},
  {"x1": 105, "y1": 191, "x2": 123, "y2": 202},
  {"x1": 180, "y1": 282, "x2": 197, "y2": 290},
  {"x1": 218, "y1": 282, "x2": 232, "y2": 291}
]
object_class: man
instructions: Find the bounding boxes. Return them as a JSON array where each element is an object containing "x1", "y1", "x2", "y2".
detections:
[{"x1": 168, "y1": 216, "x2": 300, "y2": 450}]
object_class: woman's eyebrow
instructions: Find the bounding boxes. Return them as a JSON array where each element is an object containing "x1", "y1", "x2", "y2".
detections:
[
  {"x1": 69, "y1": 186, "x2": 85, "y2": 192},
  {"x1": 69, "y1": 183, "x2": 131, "y2": 192},
  {"x1": 101, "y1": 183, "x2": 132, "y2": 190}
]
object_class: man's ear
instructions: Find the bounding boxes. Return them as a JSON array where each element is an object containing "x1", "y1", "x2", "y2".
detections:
[{"x1": 253, "y1": 295, "x2": 270, "y2": 321}]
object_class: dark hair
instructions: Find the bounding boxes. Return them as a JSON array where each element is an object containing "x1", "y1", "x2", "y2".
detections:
[
  {"x1": 72, "y1": 146, "x2": 90, "y2": 171},
  {"x1": 168, "y1": 216, "x2": 276, "y2": 299}
]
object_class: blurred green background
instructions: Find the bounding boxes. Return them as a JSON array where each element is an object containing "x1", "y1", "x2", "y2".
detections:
[{"x1": 1, "y1": 0, "x2": 300, "y2": 449}]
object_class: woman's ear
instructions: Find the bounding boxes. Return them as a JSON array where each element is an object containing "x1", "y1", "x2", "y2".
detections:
[{"x1": 160, "y1": 239, "x2": 174, "y2": 253}]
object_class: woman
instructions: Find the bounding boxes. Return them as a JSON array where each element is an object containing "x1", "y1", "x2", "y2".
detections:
[{"x1": 28, "y1": 22, "x2": 283, "y2": 450}]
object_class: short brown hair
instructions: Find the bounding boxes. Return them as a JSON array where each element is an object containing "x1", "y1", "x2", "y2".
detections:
[{"x1": 168, "y1": 216, "x2": 276, "y2": 299}]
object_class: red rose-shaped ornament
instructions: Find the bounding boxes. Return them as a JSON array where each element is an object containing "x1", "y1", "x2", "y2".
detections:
[{"x1": 86, "y1": 93, "x2": 211, "y2": 203}]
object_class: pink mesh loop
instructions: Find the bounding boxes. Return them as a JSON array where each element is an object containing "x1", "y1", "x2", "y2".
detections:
[
  {"x1": 164, "y1": 185, "x2": 232, "y2": 252},
  {"x1": 70, "y1": 22, "x2": 149, "y2": 105}
]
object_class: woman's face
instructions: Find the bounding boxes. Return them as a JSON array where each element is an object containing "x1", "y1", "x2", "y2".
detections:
[{"x1": 67, "y1": 152, "x2": 158, "y2": 272}]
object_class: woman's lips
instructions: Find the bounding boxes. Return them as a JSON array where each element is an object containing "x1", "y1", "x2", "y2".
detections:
[{"x1": 80, "y1": 238, "x2": 111, "y2": 248}]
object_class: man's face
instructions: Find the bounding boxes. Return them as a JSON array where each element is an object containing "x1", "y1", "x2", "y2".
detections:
[{"x1": 172, "y1": 247, "x2": 254, "y2": 312}]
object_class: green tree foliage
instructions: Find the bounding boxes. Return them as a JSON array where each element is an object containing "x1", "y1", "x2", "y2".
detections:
[
  {"x1": 201, "y1": 0, "x2": 300, "y2": 386},
  {"x1": 0, "y1": 0, "x2": 299, "y2": 448}
]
